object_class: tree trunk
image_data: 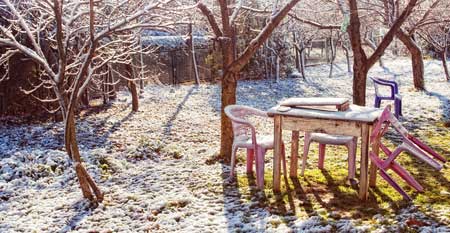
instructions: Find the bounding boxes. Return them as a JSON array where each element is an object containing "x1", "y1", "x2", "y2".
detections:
[
  {"x1": 219, "y1": 36, "x2": 236, "y2": 162},
  {"x1": 80, "y1": 89, "x2": 89, "y2": 107},
  {"x1": 293, "y1": 32, "x2": 300, "y2": 71},
  {"x1": 365, "y1": 37, "x2": 385, "y2": 67},
  {"x1": 442, "y1": 51, "x2": 450, "y2": 81},
  {"x1": 348, "y1": 0, "x2": 368, "y2": 106},
  {"x1": 65, "y1": 114, "x2": 103, "y2": 203},
  {"x1": 300, "y1": 44, "x2": 306, "y2": 79},
  {"x1": 110, "y1": 65, "x2": 117, "y2": 100},
  {"x1": 342, "y1": 43, "x2": 352, "y2": 73},
  {"x1": 139, "y1": 36, "x2": 145, "y2": 93},
  {"x1": 328, "y1": 32, "x2": 337, "y2": 78},
  {"x1": 397, "y1": 30, "x2": 425, "y2": 90},
  {"x1": 219, "y1": 71, "x2": 237, "y2": 162},
  {"x1": 353, "y1": 64, "x2": 369, "y2": 105},
  {"x1": 275, "y1": 55, "x2": 280, "y2": 82},
  {"x1": 126, "y1": 63, "x2": 139, "y2": 112},
  {"x1": 128, "y1": 80, "x2": 139, "y2": 112}
]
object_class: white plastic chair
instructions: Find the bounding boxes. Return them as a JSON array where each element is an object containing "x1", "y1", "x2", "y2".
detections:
[
  {"x1": 225, "y1": 105, "x2": 287, "y2": 188},
  {"x1": 301, "y1": 132, "x2": 357, "y2": 180}
]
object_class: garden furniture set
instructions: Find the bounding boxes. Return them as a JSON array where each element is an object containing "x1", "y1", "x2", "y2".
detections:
[{"x1": 225, "y1": 78, "x2": 446, "y2": 202}]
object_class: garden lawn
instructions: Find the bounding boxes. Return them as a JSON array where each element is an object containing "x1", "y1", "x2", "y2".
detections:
[{"x1": 0, "y1": 57, "x2": 449, "y2": 232}]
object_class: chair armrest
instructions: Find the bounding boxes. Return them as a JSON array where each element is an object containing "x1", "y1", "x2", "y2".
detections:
[
  {"x1": 371, "y1": 77, "x2": 397, "y2": 98},
  {"x1": 377, "y1": 78, "x2": 399, "y2": 94},
  {"x1": 246, "y1": 107, "x2": 268, "y2": 118}
]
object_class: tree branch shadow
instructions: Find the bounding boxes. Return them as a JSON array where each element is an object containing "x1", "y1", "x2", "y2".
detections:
[
  {"x1": 163, "y1": 86, "x2": 197, "y2": 138},
  {"x1": 59, "y1": 199, "x2": 94, "y2": 233}
]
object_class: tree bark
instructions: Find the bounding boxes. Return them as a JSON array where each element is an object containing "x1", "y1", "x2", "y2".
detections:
[
  {"x1": 300, "y1": 43, "x2": 306, "y2": 79},
  {"x1": 220, "y1": 71, "x2": 237, "y2": 162},
  {"x1": 353, "y1": 64, "x2": 369, "y2": 105},
  {"x1": 126, "y1": 63, "x2": 139, "y2": 112},
  {"x1": 397, "y1": 30, "x2": 425, "y2": 90},
  {"x1": 442, "y1": 51, "x2": 450, "y2": 81},
  {"x1": 342, "y1": 43, "x2": 352, "y2": 73},
  {"x1": 65, "y1": 114, "x2": 103, "y2": 203},
  {"x1": 293, "y1": 32, "x2": 300, "y2": 71},
  {"x1": 128, "y1": 80, "x2": 139, "y2": 112},
  {"x1": 347, "y1": 0, "x2": 368, "y2": 105}
]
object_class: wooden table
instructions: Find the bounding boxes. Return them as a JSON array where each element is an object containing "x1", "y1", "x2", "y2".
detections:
[{"x1": 268, "y1": 104, "x2": 381, "y2": 201}]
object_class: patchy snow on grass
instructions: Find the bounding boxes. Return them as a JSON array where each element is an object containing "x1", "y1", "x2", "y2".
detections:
[{"x1": 0, "y1": 57, "x2": 449, "y2": 232}]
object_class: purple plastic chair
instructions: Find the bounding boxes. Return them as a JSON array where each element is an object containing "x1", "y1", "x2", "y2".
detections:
[
  {"x1": 370, "y1": 77, "x2": 402, "y2": 118},
  {"x1": 370, "y1": 106, "x2": 446, "y2": 200},
  {"x1": 225, "y1": 105, "x2": 287, "y2": 189}
]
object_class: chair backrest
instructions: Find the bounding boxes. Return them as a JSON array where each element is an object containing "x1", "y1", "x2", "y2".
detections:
[
  {"x1": 370, "y1": 77, "x2": 398, "y2": 98},
  {"x1": 224, "y1": 105, "x2": 267, "y2": 141},
  {"x1": 371, "y1": 105, "x2": 408, "y2": 143}
]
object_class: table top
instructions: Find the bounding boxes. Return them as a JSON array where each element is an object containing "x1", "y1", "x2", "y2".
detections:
[
  {"x1": 280, "y1": 97, "x2": 349, "y2": 106},
  {"x1": 268, "y1": 104, "x2": 382, "y2": 123}
]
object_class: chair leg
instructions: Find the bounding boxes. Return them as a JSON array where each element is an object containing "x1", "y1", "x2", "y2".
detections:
[
  {"x1": 396, "y1": 98, "x2": 402, "y2": 116},
  {"x1": 394, "y1": 99, "x2": 400, "y2": 118},
  {"x1": 390, "y1": 161, "x2": 423, "y2": 192},
  {"x1": 230, "y1": 145, "x2": 238, "y2": 177},
  {"x1": 347, "y1": 138, "x2": 357, "y2": 179},
  {"x1": 370, "y1": 152, "x2": 412, "y2": 201},
  {"x1": 301, "y1": 133, "x2": 312, "y2": 176},
  {"x1": 255, "y1": 147, "x2": 266, "y2": 189},
  {"x1": 246, "y1": 148, "x2": 254, "y2": 174},
  {"x1": 375, "y1": 97, "x2": 381, "y2": 108},
  {"x1": 379, "y1": 168, "x2": 412, "y2": 201},
  {"x1": 318, "y1": 144, "x2": 326, "y2": 170}
]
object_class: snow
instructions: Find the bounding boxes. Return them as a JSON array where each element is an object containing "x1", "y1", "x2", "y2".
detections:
[
  {"x1": 0, "y1": 57, "x2": 449, "y2": 232},
  {"x1": 269, "y1": 104, "x2": 382, "y2": 122},
  {"x1": 280, "y1": 97, "x2": 349, "y2": 106}
]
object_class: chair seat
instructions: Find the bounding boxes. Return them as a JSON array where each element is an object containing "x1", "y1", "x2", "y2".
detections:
[
  {"x1": 234, "y1": 134, "x2": 275, "y2": 149},
  {"x1": 310, "y1": 133, "x2": 354, "y2": 145}
]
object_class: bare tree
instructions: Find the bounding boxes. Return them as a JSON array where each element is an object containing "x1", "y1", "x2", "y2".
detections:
[
  {"x1": 339, "y1": 0, "x2": 418, "y2": 105},
  {"x1": 196, "y1": 0, "x2": 301, "y2": 161},
  {"x1": 420, "y1": 25, "x2": 450, "y2": 81},
  {"x1": 389, "y1": 0, "x2": 450, "y2": 89},
  {"x1": 0, "y1": 0, "x2": 177, "y2": 203}
]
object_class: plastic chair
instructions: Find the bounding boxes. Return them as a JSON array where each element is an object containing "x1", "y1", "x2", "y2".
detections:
[
  {"x1": 370, "y1": 77, "x2": 402, "y2": 118},
  {"x1": 369, "y1": 106, "x2": 446, "y2": 200},
  {"x1": 225, "y1": 105, "x2": 287, "y2": 189},
  {"x1": 301, "y1": 132, "x2": 357, "y2": 180}
]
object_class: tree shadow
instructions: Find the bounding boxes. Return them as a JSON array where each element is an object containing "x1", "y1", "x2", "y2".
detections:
[
  {"x1": 424, "y1": 90, "x2": 450, "y2": 120},
  {"x1": 290, "y1": 177, "x2": 316, "y2": 216},
  {"x1": 163, "y1": 86, "x2": 198, "y2": 137},
  {"x1": 220, "y1": 162, "x2": 300, "y2": 232},
  {"x1": 59, "y1": 199, "x2": 94, "y2": 232}
]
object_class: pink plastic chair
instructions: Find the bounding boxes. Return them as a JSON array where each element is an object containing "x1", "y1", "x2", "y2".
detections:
[
  {"x1": 301, "y1": 132, "x2": 357, "y2": 180},
  {"x1": 225, "y1": 105, "x2": 287, "y2": 189},
  {"x1": 370, "y1": 106, "x2": 447, "y2": 200}
]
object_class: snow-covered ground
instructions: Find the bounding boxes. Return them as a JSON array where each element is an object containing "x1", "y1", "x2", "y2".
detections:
[{"x1": 0, "y1": 57, "x2": 449, "y2": 232}]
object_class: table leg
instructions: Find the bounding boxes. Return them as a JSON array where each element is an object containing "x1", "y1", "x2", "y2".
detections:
[
  {"x1": 290, "y1": 131, "x2": 300, "y2": 178},
  {"x1": 273, "y1": 115, "x2": 283, "y2": 192},
  {"x1": 369, "y1": 134, "x2": 379, "y2": 187},
  {"x1": 359, "y1": 124, "x2": 370, "y2": 200}
]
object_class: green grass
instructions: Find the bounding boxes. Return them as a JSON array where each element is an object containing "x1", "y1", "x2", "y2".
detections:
[{"x1": 234, "y1": 123, "x2": 450, "y2": 227}]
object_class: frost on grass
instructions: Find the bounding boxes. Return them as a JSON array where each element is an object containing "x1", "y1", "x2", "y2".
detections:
[{"x1": 0, "y1": 58, "x2": 449, "y2": 232}]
